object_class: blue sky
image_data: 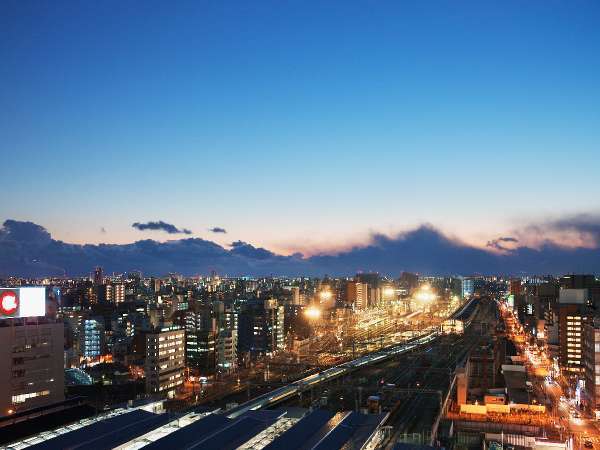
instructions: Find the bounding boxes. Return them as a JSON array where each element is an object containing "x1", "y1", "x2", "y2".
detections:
[{"x1": 2, "y1": 1, "x2": 600, "y2": 254}]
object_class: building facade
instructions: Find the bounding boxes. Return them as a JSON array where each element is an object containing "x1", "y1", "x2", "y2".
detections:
[
  {"x1": 144, "y1": 325, "x2": 185, "y2": 396},
  {"x1": 0, "y1": 321, "x2": 65, "y2": 417},
  {"x1": 584, "y1": 319, "x2": 600, "y2": 418}
]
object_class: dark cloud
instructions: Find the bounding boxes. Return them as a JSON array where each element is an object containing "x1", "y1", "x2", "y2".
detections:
[
  {"x1": 132, "y1": 221, "x2": 192, "y2": 235},
  {"x1": 209, "y1": 227, "x2": 227, "y2": 234},
  {"x1": 486, "y1": 236, "x2": 519, "y2": 251},
  {"x1": 542, "y1": 214, "x2": 600, "y2": 246},
  {"x1": 230, "y1": 241, "x2": 275, "y2": 260},
  {"x1": 0, "y1": 220, "x2": 52, "y2": 245},
  {"x1": 2, "y1": 219, "x2": 600, "y2": 278}
]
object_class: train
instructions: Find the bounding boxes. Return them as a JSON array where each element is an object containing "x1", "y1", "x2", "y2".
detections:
[
  {"x1": 226, "y1": 328, "x2": 441, "y2": 418},
  {"x1": 227, "y1": 299, "x2": 482, "y2": 419}
]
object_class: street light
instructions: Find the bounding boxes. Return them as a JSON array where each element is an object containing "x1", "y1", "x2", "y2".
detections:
[
  {"x1": 319, "y1": 290, "x2": 332, "y2": 301},
  {"x1": 305, "y1": 306, "x2": 321, "y2": 320}
]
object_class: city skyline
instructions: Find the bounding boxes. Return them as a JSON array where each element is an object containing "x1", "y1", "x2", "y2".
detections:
[
  {"x1": 3, "y1": 1, "x2": 600, "y2": 255},
  {"x1": 4, "y1": 2, "x2": 600, "y2": 447},
  {"x1": 3, "y1": 217, "x2": 600, "y2": 277}
]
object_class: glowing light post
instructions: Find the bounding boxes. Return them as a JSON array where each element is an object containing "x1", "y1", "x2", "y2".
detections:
[
  {"x1": 414, "y1": 285, "x2": 437, "y2": 317},
  {"x1": 304, "y1": 304, "x2": 322, "y2": 361},
  {"x1": 305, "y1": 306, "x2": 322, "y2": 321},
  {"x1": 319, "y1": 289, "x2": 332, "y2": 304}
]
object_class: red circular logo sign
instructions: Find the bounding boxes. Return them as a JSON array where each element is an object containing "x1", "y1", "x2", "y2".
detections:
[{"x1": 0, "y1": 291, "x2": 19, "y2": 316}]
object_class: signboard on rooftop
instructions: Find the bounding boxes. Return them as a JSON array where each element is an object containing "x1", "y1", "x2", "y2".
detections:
[{"x1": 0, "y1": 287, "x2": 46, "y2": 319}]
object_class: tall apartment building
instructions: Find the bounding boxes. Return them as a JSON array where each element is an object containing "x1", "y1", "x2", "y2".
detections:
[
  {"x1": 462, "y1": 277, "x2": 475, "y2": 299},
  {"x1": 239, "y1": 299, "x2": 284, "y2": 356},
  {"x1": 262, "y1": 299, "x2": 285, "y2": 353},
  {"x1": 558, "y1": 289, "x2": 590, "y2": 373},
  {"x1": 98, "y1": 283, "x2": 125, "y2": 304},
  {"x1": 80, "y1": 317, "x2": 105, "y2": 359},
  {"x1": 284, "y1": 286, "x2": 301, "y2": 305},
  {"x1": 93, "y1": 266, "x2": 104, "y2": 286},
  {"x1": 584, "y1": 318, "x2": 600, "y2": 418},
  {"x1": 144, "y1": 325, "x2": 185, "y2": 397},
  {"x1": 182, "y1": 305, "x2": 217, "y2": 374},
  {"x1": 347, "y1": 281, "x2": 368, "y2": 310},
  {"x1": 0, "y1": 321, "x2": 65, "y2": 417},
  {"x1": 216, "y1": 329, "x2": 237, "y2": 373}
]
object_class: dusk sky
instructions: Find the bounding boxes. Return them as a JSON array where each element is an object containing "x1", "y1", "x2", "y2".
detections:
[{"x1": 3, "y1": 1, "x2": 600, "y2": 256}]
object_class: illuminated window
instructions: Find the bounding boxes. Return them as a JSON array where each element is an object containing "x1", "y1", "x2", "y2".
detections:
[{"x1": 12, "y1": 390, "x2": 50, "y2": 404}]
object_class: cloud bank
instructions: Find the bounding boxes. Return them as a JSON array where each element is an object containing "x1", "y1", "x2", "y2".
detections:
[
  {"x1": 132, "y1": 221, "x2": 192, "y2": 235},
  {"x1": 1, "y1": 218, "x2": 600, "y2": 277}
]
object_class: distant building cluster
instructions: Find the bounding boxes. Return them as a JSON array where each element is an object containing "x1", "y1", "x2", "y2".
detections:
[{"x1": 0, "y1": 269, "x2": 487, "y2": 419}]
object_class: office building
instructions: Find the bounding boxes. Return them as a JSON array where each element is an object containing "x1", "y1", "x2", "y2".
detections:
[
  {"x1": 0, "y1": 321, "x2": 65, "y2": 417},
  {"x1": 347, "y1": 281, "x2": 368, "y2": 310},
  {"x1": 144, "y1": 325, "x2": 185, "y2": 396},
  {"x1": 93, "y1": 267, "x2": 104, "y2": 286},
  {"x1": 584, "y1": 318, "x2": 600, "y2": 418},
  {"x1": 558, "y1": 289, "x2": 590, "y2": 373},
  {"x1": 239, "y1": 299, "x2": 284, "y2": 356},
  {"x1": 80, "y1": 317, "x2": 105, "y2": 359},
  {"x1": 462, "y1": 277, "x2": 475, "y2": 299},
  {"x1": 216, "y1": 329, "x2": 237, "y2": 373}
]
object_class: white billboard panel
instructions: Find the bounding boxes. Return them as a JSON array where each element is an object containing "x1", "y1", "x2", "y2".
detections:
[{"x1": 0, "y1": 287, "x2": 46, "y2": 319}]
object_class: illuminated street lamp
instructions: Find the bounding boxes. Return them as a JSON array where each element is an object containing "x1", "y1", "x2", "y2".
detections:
[
  {"x1": 415, "y1": 287, "x2": 436, "y2": 303},
  {"x1": 305, "y1": 306, "x2": 321, "y2": 320},
  {"x1": 319, "y1": 290, "x2": 332, "y2": 301}
]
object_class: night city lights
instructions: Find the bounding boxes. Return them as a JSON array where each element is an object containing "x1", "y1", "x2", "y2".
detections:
[{"x1": 2, "y1": 1, "x2": 600, "y2": 450}]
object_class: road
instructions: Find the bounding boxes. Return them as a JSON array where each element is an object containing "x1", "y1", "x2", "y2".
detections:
[{"x1": 500, "y1": 302, "x2": 600, "y2": 449}]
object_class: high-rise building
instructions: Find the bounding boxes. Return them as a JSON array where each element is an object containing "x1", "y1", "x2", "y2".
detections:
[
  {"x1": 80, "y1": 317, "x2": 105, "y2": 359},
  {"x1": 558, "y1": 289, "x2": 590, "y2": 373},
  {"x1": 583, "y1": 318, "x2": 600, "y2": 418},
  {"x1": 113, "y1": 283, "x2": 125, "y2": 303},
  {"x1": 144, "y1": 325, "x2": 185, "y2": 396},
  {"x1": 399, "y1": 272, "x2": 419, "y2": 293},
  {"x1": 98, "y1": 283, "x2": 125, "y2": 304},
  {"x1": 239, "y1": 299, "x2": 284, "y2": 356},
  {"x1": 510, "y1": 279, "x2": 522, "y2": 296},
  {"x1": 347, "y1": 281, "x2": 368, "y2": 310},
  {"x1": 182, "y1": 305, "x2": 217, "y2": 374},
  {"x1": 560, "y1": 274, "x2": 600, "y2": 308},
  {"x1": 0, "y1": 320, "x2": 65, "y2": 417},
  {"x1": 462, "y1": 277, "x2": 475, "y2": 299},
  {"x1": 285, "y1": 286, "x2": 301, "y2": 305},
  {"x1": 216, "y1": 329, "x2": 237, "y2": 373},
  {"x1": 560, "y1": 274, "x2": 596, "y2": 290},
  {"x1": 93, "y1": 267, "x2": 104, "y2": 286}
]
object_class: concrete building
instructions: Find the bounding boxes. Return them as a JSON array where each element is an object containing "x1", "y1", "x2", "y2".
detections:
[
  {"x1": 347, "y1": 281, "x2": 368, "y2": 310},
  {"x1": 182, "y1": 305, "x2": 217, "y2": 374},
  {"x1": 558, "y1": 288, "x2": 590, "y2": 373},
  {"x1": 467, "y1": 343, "x2": 500, "y2": 392},
  {"x1": 99, "y1": 283, "x2": 125, "y2": 304},
  {"x1": 584, "y1": 318, "x2": 600, "y2": 418},
  {"x1": 0, "y1": 321, "x2": 65, "y2": 417},
  {"x1": 239, "y1": 299, "x2": 284, "y2": 356},
  {"x1": 285, "y1": 286, "x2": 301, "y2": 305},
  {"x1": 80, "y1": 317, "x2": 105, "y2": 359},
  {"x1": 93, "y1": 266, "x2": 103, "y2": 286},
  {"x1": 216, "y1": 329, "x2": 237, "y2": 373},
  {"x1": 144, "y1": 325, "x2": 185, "y2": 396},
  {"x1": 462, "y1": 277, "x2": 475, "y2": 299}
]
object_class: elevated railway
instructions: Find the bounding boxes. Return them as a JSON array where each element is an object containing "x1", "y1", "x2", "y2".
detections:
[{"x1": 227, "y1": 297, "x2": 483, "y2": 419}]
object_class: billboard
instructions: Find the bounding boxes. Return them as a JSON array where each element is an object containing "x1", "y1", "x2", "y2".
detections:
[{"x1": 0, "y1": 287, "x2": 46, "y2": 319}]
